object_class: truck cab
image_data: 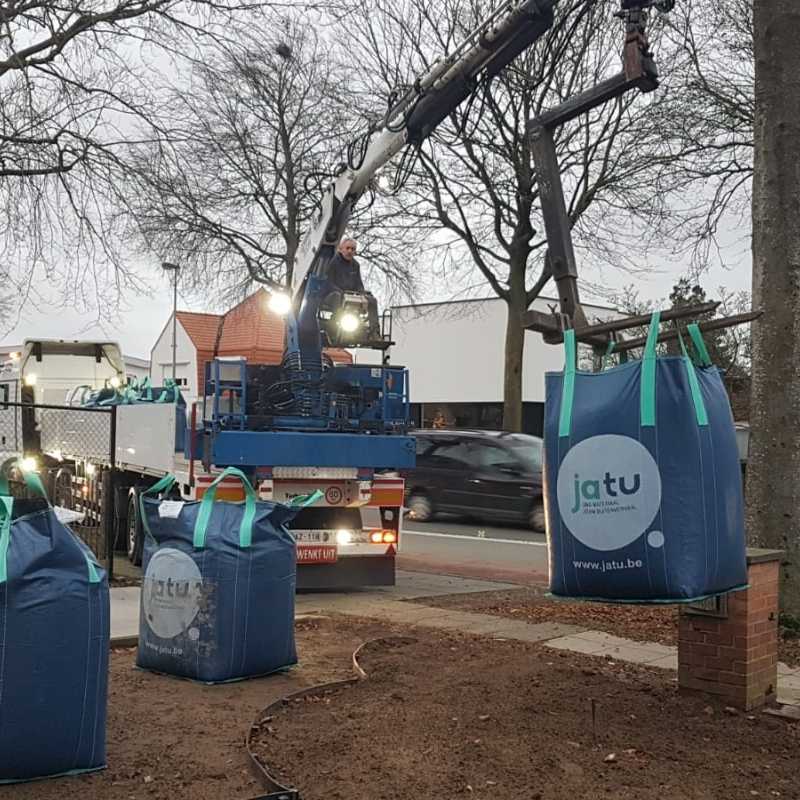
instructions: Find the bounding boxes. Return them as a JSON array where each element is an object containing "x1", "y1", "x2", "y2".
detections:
[{"x1": 0, "y1": 339, "x2": 125, "y2": 407}]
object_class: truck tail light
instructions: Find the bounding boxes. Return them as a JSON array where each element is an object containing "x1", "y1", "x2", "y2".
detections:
[{"x1": 369, "y1": 530, "x2": 397, "y2": 544}]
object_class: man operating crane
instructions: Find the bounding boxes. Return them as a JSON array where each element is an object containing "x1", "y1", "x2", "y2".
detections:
[{"x1": 322, "y1": 238, "x2": 381, "y2": 342}]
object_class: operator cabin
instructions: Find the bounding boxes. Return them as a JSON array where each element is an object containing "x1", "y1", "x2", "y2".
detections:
[{"x1": 388, "y1": 296, "x2": 622, "y2": 436}]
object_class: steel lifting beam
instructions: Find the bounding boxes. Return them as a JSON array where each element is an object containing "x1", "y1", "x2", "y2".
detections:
[
  {"x1": 610, "y1": 310, "x2": 762, "y2": 354},
  {"x1": 524, "y1": 301, "x2": 723, "y2": 345},
  {"x1": 527, "y1": 126, "x2": 583, "y2": 326},
  {"x1": 525, "y1": 1, "x2": 754, "y2": 347},
  {"x1": 527, "y1": 2, "x2": 659, "y2": 331}
]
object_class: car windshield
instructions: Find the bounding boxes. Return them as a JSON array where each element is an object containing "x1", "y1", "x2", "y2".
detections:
[{"x1": 505, "y1": 435, "x2": 543, "y2": 471}]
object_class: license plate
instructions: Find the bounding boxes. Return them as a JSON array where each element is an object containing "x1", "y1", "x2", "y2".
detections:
[
  {"x1": 296, "y1": 544, "x2": 337, "y2": 564},
  {"x1": 294, "y1": 530, "x2": 335, "y2": 544}
]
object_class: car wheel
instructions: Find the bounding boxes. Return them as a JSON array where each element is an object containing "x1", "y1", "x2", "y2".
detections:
[
  {"x1": 126, "y1": 491, "x2": 143, "y2": 566},
  {"x1": 407, "y1": 492, "x2": 434, "y2": 522},
  {"x1": 529, "y1": 498, "x2": 546, "y2": 532}
]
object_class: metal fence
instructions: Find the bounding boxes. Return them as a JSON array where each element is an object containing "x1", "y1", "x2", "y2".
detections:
[{"x1": 0, "y1": 401, "x2": 117, "y2": 578}]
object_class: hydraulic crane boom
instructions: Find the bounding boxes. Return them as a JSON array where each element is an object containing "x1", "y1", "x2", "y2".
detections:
[
  {"x1": 278, "y1": 0, "x2": 676, "y2": 428},
  {"x1": 292, "y1": 0, "x2": 558, "y2": 296},
  {"x1": 288, "y1": 0, "x2": 675, "y2": 354}
]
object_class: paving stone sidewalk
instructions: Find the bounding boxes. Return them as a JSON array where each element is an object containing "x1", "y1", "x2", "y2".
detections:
[{"x1": 112, "y1": 572, "x2": 800, "y2": 707}]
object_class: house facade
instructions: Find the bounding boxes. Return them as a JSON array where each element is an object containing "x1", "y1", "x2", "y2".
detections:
[
  {"x1": 150, "y1": 289, "x2": 350, "y2": 407},
  {"x1": 388, "y1": 296, "x2": 622, "y2": 435}
]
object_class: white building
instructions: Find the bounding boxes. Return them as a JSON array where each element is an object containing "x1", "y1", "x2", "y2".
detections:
[
  {"x1": 389, "y1": 296, "x2": 620, "y2": 434},
  {"x1": 149, "y1": 310, "x2": 216, "y2": 403},
  {"x1": 124, "y1": 355, "x2": 151, "y2": 383}
]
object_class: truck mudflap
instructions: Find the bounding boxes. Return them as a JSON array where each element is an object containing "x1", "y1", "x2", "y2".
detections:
[{"x1": 295, "y1": 555, "x2": 395, "y2": 590}]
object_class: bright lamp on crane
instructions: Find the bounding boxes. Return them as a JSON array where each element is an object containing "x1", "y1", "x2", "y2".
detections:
[
  {"x1": 23, "y1": 373, "x2": 37, "y2": 387},
  {"x1": 338, "y1": 312, "x2": 360, "y2": 333},
  {"x1": 110, "y1": 376, "x2": 121, "y2": 389},
  {"x1": 268, "y1": 292, "x2": 292, "y2": 316}
]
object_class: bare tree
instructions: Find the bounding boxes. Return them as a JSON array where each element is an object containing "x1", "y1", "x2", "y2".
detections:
[
  {"x1": 0, "y1": 0, "x2": 273, "y2": 325},
  {"x1": 121, "y1": 13, "x2": 419, "y2": 307},
  {"x1": 652, "y1": 0, "x2": 754, "y2": 264},
  {"x1": 745, "y1": 0, "x2": 800, "y2": 615},
  {"x1": 348, "y1": 0, "x2": 681, "y2": 430},
  {"x1": 125, "y1": 20, "x2": 345, "y2": 298}
]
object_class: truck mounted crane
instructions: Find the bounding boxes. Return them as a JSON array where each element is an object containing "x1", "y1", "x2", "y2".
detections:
[{"x1": 7, "y1": 0, "x2": 691, "y2": 589}]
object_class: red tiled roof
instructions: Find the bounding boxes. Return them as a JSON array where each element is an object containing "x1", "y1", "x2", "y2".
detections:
[
  {"x1": 189, "y1": 289, "x2": 351, "y2": 395},
  {"x1": 217, "y1": 289, "x2": 283, "y2": 361},
  {"x1": 175, "y1": 311, "x2": 222, "y2": 351}
]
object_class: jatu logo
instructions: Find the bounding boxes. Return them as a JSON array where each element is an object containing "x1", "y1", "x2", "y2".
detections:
[
  {"x1": 571, "y1": 471, "x2": 641, "y2": 513},
  {"x1": 556, "y1": 435, "x2": 661, "y2": 552},
  {"x1": 151, "y1": 576, "x2": 202, "y2": 599}
]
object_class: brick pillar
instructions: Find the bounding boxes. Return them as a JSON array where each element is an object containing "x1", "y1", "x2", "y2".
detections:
[{"x1": 678, "y1": 548, "x2": 783, "y2": 711}]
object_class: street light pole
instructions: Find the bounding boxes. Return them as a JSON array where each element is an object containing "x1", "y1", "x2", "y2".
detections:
[{"x1": 162, "y1": 262, "x2": 180, "y2": 383}]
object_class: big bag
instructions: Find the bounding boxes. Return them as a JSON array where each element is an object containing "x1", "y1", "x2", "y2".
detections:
[
  {"x1": 0, "y1": 470, "x2": 109, "y2": 782},
  {"x1": 544, "y1": 313, "x2": 747, "y2": 602},
  {"x1": 137, "y1": 467, "x2": 313, "y2": 683}
]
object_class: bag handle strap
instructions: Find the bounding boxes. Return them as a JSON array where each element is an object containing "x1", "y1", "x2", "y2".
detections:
[
  {"x1": 601, "y1": 339, "x2": 616, "y2": 371},
  {"x1": 0, "y1": 475, "x2": 100, "y2": 583},
  {"x1": 142, "y1": 474, "x2": 178, "y2": 497},
  {"x1": 558, "y1": 328, "x2": 577, "y2": 438},
  {"x1": 288, "y1": 490, "x2": 324, "y2": 508},
  {"x1": 677, "y1": 328, "x2": 710, "y2": 427},
  {"x1": 194, "y1": 467, "x2": 258, "y2": 549},
  {"x1": 0, "y1": 495, "x2": 13, "y2": 584},
  {"x1": 639, "y1": 311, "x2": 661, "y2": 427},
  {"x1": 139, "y1": 376, "x2": 153, "y2": 402},
  {"x1": 0, "y1": 466, "x2": 48, "y2": 499},
  {"x1": 139, "y1": 474, "x2": 179, "y2": 543},
  {"x1": 687, "y1": 323, "x2": 713, "y2": 367}
]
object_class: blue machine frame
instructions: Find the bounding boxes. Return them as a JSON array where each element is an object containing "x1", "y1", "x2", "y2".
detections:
[
  {"x1": 211, "y1": 429, "x2": 415, "y2": 469},
  {"x1": 202, "y1": 351, "x2": 414, "y2": 470}
]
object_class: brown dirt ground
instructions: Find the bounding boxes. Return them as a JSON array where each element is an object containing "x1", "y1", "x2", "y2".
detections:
[
  {"x1": 0, "y1": 615, "x2": 402, "y2": 800},
  {"x1": 416, "y1": 586, "x2": 800, "y2": 667},
  {"x1": 255, "y1": 631, "x2": 800, "y2": 800}
]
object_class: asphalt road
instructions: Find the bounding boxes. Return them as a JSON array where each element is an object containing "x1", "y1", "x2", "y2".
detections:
[{"x1": 399, "y1": 517, "x2": 549, "y2": 586}]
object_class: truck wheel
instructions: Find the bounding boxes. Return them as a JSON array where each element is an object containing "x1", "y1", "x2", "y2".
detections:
[
  {"x1": 529, "y1": 498, "x2": 546, "y2": 532},
  {"x1": 53, "y1": 469, "x2": 74, "y2": 509},
  {"x1": 126, "y1": 491, "x2": 143, "y2": 566},
  {"x1": 407, "y1": 492, "x2": 434, "y2": 522}
]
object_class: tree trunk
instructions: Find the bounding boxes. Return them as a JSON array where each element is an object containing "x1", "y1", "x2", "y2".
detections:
[
  {"x1": 745, "y1": 0, "x2": 800, "y2": 614},
  {"x1": 502, "y1": 290, "x2": 526, "y2": 433}
]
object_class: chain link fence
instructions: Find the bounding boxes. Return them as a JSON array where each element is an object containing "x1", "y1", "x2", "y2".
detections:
[{"x1": 0, "y1": 401, "x2": 117, "y2": 578}]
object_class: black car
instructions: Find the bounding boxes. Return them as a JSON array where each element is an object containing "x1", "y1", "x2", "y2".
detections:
[{"x1": 404, "y1": 429, "x2": 545, "y2": 531}]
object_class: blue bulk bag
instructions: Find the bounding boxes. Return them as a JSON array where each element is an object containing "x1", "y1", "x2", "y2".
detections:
[
  {"x1": 137, "y1": 467, "x2": 313, "y2": 684},
  {"x1": 544, "y1": 314, "x2": 747, "y2": 602},
  {"x1": 0, "y1": 471, "x2": 109, "y2": 782}
]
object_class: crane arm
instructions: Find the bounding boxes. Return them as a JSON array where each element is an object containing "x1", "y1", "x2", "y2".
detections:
[
  {"x1": 291, "y1": 0, "x2": 675, "y2": 297},
  {"x1": 291, "y1": 0, "x2": 559, "y2": 294},
  {"x1": 286, "y1": 0, "x2": 674, "y2": 365}
]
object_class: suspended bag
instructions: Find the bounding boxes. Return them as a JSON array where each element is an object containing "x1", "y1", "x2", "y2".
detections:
[
  {"x1": 137, "y1": 468, "x2": 317, "y2": 684},
  {"x1": 543, "y1": 314, "x2": 748, "y2": 602},
  {"x1": 0, "y1": 470, "x2": 109, "y2": 783}
]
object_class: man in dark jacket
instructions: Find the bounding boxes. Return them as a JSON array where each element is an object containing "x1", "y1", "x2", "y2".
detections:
[
  {"x1": 323, "y1": 238, "x2": 381, "y2": 340},
  {"x1": 327, "y1": 238, "x2": 365, "y2": 291}
]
